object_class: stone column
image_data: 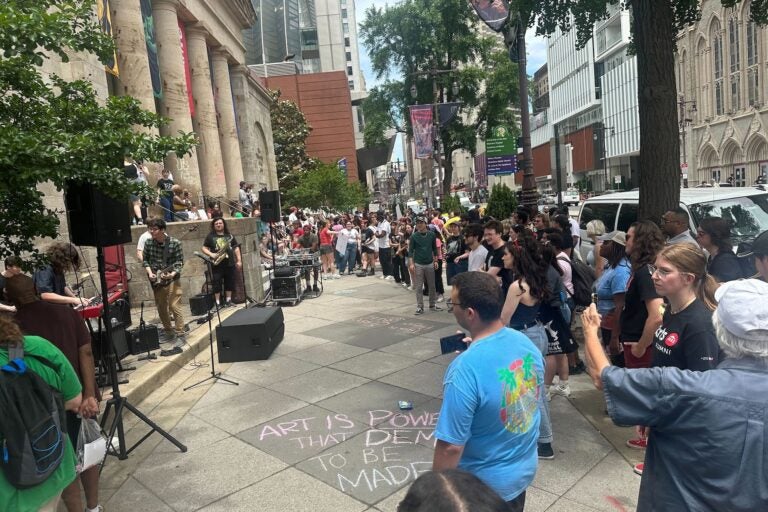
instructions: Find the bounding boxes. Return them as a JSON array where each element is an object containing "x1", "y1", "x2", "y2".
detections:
[
  {"x1": 185, "y1": 27, "x2": 227, "y2": 200},
  {"x1": 211, "y1": 50, "x2": 245, "y2": 201},
  {"x1": 152, "y1": 0, "x2": 202, "y2": 202},
  {"x1": 110, "y1": 0, "x2": 157, "y2": 117}
]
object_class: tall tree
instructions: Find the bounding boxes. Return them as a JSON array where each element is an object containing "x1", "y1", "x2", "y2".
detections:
[
  {"x1": 285, "y1": 162, "x2": 370, "y2": 211},
  {"x1": 0, "y1": 0, "x2": 195, "y2": 265},
  {"x1": 269, "y1": 90, "x2": 312, "y2": 191},
  {"x1": 521, "y1": 0, "x2": 767, "y2": 220},
  {"x1": 360, "y1": 0, "x2": 520, "y2": 198}
]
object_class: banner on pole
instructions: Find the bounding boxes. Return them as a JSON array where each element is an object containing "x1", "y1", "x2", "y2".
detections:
[
  {"x1": 409, "y1": 105, "x2": 434, "y2": 159},
  {"x1": 97, "y1": 0, "x2": 119, "y2": 76},
  {"x1": 140, "y1": 0, "x2": 163, "y2": 99},
  {"x1": 469, "y1": 0, "x2": 510, "y2": 32}
]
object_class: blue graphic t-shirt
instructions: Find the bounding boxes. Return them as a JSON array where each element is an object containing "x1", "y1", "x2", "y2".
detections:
[{"x1": 435, "y1": 327, "x2": 544, "y2": 501}]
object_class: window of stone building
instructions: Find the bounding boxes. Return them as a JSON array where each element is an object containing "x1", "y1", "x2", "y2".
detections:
[
  {"x1": 343, "y1": 22, "x2": 349, "y2": 34},
  {"x1": 747, "y1": 13, "x2": 760, "y2": 106},
  {"x1": 729, "y1": 17, "x2": 741, "y2": 111},
  {"x1": 714, "y1": 27, "x2": 725, "y2": 115}
]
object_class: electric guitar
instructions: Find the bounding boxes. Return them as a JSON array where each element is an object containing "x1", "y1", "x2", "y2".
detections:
[{"x1": 148, "y1": 264, "x2": 176, "y2": 288}]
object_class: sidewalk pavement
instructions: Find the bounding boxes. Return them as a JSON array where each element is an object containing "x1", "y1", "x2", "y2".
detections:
[{"x1": 91, "y1": 273, "x2": 641, "y2": 512}]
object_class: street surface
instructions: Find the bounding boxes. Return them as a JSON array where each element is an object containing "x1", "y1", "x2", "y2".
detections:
[{"x1": 94, "y1": 275, "x2": 641, "y2": 512}]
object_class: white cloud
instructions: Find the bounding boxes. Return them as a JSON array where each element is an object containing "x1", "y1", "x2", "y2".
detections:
[{"x1": 525, "y1": 32, "x2": 548, "y2": 75}]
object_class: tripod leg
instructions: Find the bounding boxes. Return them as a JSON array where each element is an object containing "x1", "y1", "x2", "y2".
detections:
[{"x1": 122, "y1": 401, "x2": 187, "y2": 454}]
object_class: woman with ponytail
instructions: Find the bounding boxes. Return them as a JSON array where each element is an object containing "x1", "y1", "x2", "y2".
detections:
[
  {"x1": 649, "y1": 243, "x2": 721, "y2": 370},
  {"x1": 629, "y1": 243, "x2": 722, "y2": 476}
]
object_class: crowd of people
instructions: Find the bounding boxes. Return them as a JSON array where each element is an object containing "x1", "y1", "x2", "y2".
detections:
[{"x1": 124, "y1": 156, "x2": 262, "y2": 225}]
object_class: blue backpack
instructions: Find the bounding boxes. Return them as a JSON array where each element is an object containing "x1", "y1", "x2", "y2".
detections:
[{"x1": 0, "y1": 348, "x2": 67, "y2": 489}]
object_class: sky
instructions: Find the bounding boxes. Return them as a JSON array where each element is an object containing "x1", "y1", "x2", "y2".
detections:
[{"x1": 353, "y1": 0, "x2": 548, "y2": 162}]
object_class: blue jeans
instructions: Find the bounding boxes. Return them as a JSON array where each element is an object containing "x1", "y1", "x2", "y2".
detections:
[
  {"x1": 343, "y1": 244, "x2": 357, "y2": 273},
  {"x1": 521, "y1": 323, "x2": 553, "y2": 444},
  {"x1": 159, "y1": 196, "x2": 173, "y2": 222}
]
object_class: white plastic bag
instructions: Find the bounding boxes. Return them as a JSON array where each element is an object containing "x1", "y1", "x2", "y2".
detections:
[{"x1": 76, "y1": 418, "x2": 107, "y2": 472}]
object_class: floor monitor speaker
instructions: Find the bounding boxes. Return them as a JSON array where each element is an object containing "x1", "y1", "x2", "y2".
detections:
[
  {"x1": 65, "y1": 181, "x2": 132, "y2": 247},
  {"x1": 126, "y1": 325, "x2": 160, "y2": 355},
  {"x1": 215, "y1": 307, "x2": 284, "y2": 363},
  {"x1": 259, "y1": 190, "x2": 281, "y2": 223}
]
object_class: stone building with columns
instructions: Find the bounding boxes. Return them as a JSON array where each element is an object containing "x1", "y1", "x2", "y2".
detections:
[
  {"x1": 110, "y1": 0, "x2": 278, "y2": 205},
  {"x1": 677, "y1": 0, "x2": 768, "y2": 186}
]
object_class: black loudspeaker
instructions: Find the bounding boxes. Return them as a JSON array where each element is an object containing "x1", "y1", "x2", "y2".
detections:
[
  {"x1": 92, "y1": 321, "x2": 130, "y2": 361},
  {"x1": 65, "y1": 181, "x2": 132, "y2": 247},
  {"x1": 271, "y1": 274, "x2": 301, "y2": 301},
  {"x1": 190, "y1": 293, "x2": 215, "y2": 316},
  {"x1": 259, "y1": 190, "x2": 281, "y2": 223},
  {"x1": 126, "y1": 325, "x2": 160, "y2": 355},
  {"x1": 215, "y1": 307, "x2": 284, "y2": 362}
]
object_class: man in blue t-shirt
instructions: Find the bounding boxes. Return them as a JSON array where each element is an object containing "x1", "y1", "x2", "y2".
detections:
[{"x1": 434, "y1": 272, "x2": 545, "y2": 510}]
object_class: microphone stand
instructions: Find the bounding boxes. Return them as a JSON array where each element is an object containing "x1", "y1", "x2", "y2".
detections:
[
  {"x1": 136, "y1": 301, "x2": 157, "y2": 361},
  {"x1": 184, "y1": 252, "x2": 238, "y2": 391}
]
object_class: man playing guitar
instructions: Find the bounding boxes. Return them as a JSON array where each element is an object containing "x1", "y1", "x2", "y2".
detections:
[
  {"x1": 143, "y1": 218, "x2": 185, "y2": 353},
  {"x1": 201, "y1": 217, "x2": 242, "y2": 307}
]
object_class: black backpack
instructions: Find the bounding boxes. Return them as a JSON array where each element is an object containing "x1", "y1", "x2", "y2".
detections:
[
  {"x1": 0, "y1": 348, "x2": 67, "y2": 489},
  {"x1": 559, "y1": 255, "x2": 596, "y2": 307}
]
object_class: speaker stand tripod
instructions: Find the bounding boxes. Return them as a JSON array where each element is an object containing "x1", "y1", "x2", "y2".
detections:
[
  {"x1": 184, "y1": 253, "x2": 239, "y2": 391},
  {"x1": 96, "y1": 246, "x2": 186, "y2": 461}
]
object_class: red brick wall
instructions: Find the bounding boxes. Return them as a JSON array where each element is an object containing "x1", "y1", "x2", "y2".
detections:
[
  {"x1": 266, "y1": 72, "x2": 359, "y2": 182},
  {"x1": 562, "y1": 126, "x2": 596, "y2": 174},
  {"x1": 515, "y1": 142, "x2": 551, "y2": 184}
]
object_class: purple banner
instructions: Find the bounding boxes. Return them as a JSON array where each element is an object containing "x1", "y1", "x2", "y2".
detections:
[
  {"x1": 409, "y1": 105, "x2": 434, "y2": 159},
  {"x1": 470, "y1": 0, "x2": 510, "y2": 32}
]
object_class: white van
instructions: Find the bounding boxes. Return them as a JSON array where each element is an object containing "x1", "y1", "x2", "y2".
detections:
[{"x1": 577, "y1": 187, "x2": 768, "y2": 259}]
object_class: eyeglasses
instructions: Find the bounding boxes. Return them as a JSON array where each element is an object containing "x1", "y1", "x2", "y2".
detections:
[
  {"x1": 446, "y1": 299, "x2": 465, "y2": 310},
  {"x1": 647, "y1": 264, "x2": 693, "y2": 279}
]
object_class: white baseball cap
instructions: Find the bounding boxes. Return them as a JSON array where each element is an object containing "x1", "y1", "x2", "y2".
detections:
[{"x1": 714, "y1": 279, "x2": 768, "y2": 341}]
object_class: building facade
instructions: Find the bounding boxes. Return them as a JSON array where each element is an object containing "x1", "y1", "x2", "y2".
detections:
[
  {"x1": 108, "y1": 0, "x2": 278, "y2": 205},
  {"x1": 677, "y1": 0, "x2": 768, "y2": 186}
]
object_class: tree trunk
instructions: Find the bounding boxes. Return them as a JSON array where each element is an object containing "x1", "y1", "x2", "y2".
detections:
[{"x1": 634, "y1": 0, "x2": 680, "y2": 221}]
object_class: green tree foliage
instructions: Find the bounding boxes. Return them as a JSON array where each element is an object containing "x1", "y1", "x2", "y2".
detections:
[
  {"x1": 440, "y1": 195, "x2": 465, "y2": 216},
  {"x1": 285, "y1": 162, "x2": 370, "y2": 212},
  {"x1": 359, "y1": 0, "x2": 520, "y2": 196},
  {"x1": 520, "y1": 0, "x2": 767, "y2": 221},
  {"x1": 269, "y1": 90, "x2": 312, "y2": 191},
  {"x1": 485, "y1": 183, "x2": 517, "y2": 220},
  {"x1": 0, "y1": 1, "x2": 195, "y2": 265}
]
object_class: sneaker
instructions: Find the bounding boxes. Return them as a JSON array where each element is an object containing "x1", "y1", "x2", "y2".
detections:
[
  {"x1": 406, "y1": 285, "x2": 413, "y2": 291},
  {"x1": 86, "y1": 505, "x2": 104, "y2": 512},
  {"x1": 368, "y1": 268, "x2": 375, "y2": 276},
  {"x1": 379, "y1": 275, "x2": 386, "y2": 280},
  {"x1": 569, "y1": 361, "x2": 587, "y2": 375},
  {"x1": 626, "y1": 438, "x2": 648, "y2": 450},
  {"x1": 538, "y1": 443, "x2": 555, "y2": 460},
  {"x1": 160, "y1": 331, "x2": 176, "y2": 344},
  {"x1": 313, "y1": 284, "x2": 319, "y2": 292},
  {"x1": 401, "y1": 282, "x2": 409, "y2": 288},
  {"x1": 429, "y1": 305, "x2": 443, "y2": 312},
  {"x1": 414, "y1": 307, "x2": 424, "y2": 315},
  {"x1": 304, "y1": 287, "x2": 311, "y2": 294},
  {"x1": 333, "y1": 273, "x2": 341, "y2": 279},
  {"x1": 436, "y1": 295, "x2": 445, "y2": 303},
  {"x1": 385, "y1": 275, "x2": 395, "y2": 281},
  {"x1": 550, "y1": 382, "x2": 571, "y2": 398},
  {"x1": 633, "y1": 462, "x2": 644, "y2": 475},
  {"x1": 174, "y1": 334, "x2": 186, "y2": 346}
]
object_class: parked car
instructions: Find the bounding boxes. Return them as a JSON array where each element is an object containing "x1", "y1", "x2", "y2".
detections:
[{"x1": 577, "y1": 187, "x2": 768, "y2": 260}]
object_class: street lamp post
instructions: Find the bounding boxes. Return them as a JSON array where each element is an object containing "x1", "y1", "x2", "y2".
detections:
[
  {"x1": 410, "y1": 69, "x2": 459, "y2": 208},
  {"x1": 593, "y1": 125, "x2": 615, "y2": 191},
  {"x1": 678, "y1": 95, "x2": 696, "y2": 188}
]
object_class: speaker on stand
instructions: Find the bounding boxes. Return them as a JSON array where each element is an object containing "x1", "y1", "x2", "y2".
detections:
[
  {"x1": 64, "y1": 181, "x2": 132, "y2": 247},
  {"x1": 259, "y1": 190, "x2": 281, "y2": 223}
]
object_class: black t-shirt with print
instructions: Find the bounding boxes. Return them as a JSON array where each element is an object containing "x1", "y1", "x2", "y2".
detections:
[
  {"x1": 157, "y1": 178, "x2": 174, "y2": 199},
  {"x1": 203, "y1": 233, "x2": 240, "y2": 267},
  {"x1": 651, "y1": 299, "x2": 721, "y2": 371},
  {"x1": 485, "y1": 245, "x2": 505, "y2": 271},
  {"x1": 445, "y1": 234, "x2": 466, "y2": 260},
  {"x1": 620, "y1": 265, "x2": 661, "y2": 342}
]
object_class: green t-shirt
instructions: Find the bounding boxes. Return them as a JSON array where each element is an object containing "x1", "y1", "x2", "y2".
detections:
[
  {"x1": 409, "y1": 230, "x2": 437, "y2": 265},
  {"x1": 0, "y1": 336, "x2": 81, "y2": 512}
]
